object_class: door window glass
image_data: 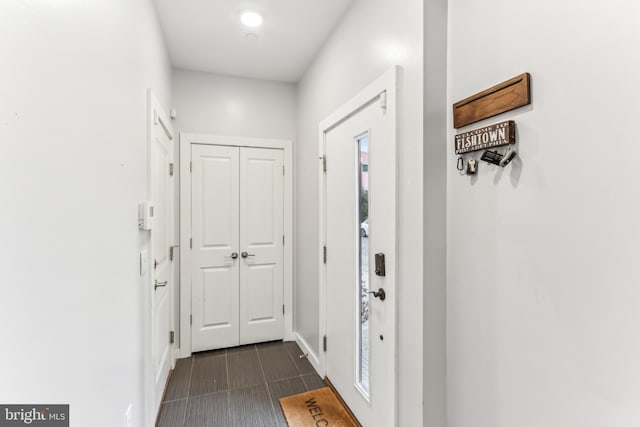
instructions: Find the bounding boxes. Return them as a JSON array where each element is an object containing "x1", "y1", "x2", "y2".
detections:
[{"x1": 357, "y1": 135, "x2": 370, "y2": 397}]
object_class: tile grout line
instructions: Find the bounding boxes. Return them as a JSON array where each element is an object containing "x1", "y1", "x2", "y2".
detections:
[
  {"x1": 162, "y1": 396, "x2": 188, "y2": 405},
  {"x1": 300, "y1": 374, "x2": 310, "y2": 391},
  {"x1": 284, "y1": 343, "x2": 303, "y2": 376},
  {"x1": 300, "y1": 372, "x2": 324, "y2": 392},
  {"x1": 181, "y1": 356, "x2": 194, "y2": 427},
  {"x1": 186, "y1": 372, "x2": 305, "y2": 400},
  {"x1": 225, "y1": 349, "x2": 231, "y2": 423},
  {"x1": 180, "y1": 388, "x2": 231, "y2": 401},
  {"x1": 285, "y1": 343, "x2": 318, "y2": 390},
  {"x1": 254, "y1": 345, "x2": 268, "y2": 383},
  {"x1": 268, "y1": 373, "x2": 306, "y2": 385},
  {"x1": 255, "y1": 345, "x2": 281, "y2": 426}
]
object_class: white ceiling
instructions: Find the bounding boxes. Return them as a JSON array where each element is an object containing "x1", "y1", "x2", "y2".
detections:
[{"x1": 153, "y1": 0, "x2": 354, "y2": 83}]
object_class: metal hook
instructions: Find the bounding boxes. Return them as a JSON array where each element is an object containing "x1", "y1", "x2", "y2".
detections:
[
  {"x1": 480, "y1": 147, "x2": 517, "y2": 167},
  {"x1": 457, "y1": 157, "x2": 464, "y2": 171},
  {"x1": 466, "y1": 158, "x2": 478, "y2": 175}
]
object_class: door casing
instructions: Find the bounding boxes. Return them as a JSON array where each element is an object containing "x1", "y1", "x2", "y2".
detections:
[
  {"x1": 318, "y1": 67, "x2": 399, "y2": 426},
  {"x1": 180, "y1": 133, "x2": 294, "y2": 357}
]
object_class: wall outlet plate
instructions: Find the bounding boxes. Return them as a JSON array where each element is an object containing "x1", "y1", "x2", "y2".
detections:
[{"x1": 125, "y1": 404, "x2": 133, "y2": 427}]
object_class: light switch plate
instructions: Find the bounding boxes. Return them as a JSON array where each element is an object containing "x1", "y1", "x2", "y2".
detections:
[{"x1": 140, "y1": 250, "x2": 148, "y2": 276}]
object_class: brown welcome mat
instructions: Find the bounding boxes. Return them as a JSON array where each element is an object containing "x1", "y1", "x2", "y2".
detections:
[{"x1": 279, "y1": 387, "x2": 359, "y2": 427}]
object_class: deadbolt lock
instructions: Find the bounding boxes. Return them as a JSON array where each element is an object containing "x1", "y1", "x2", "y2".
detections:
[{"x1": 375, "y1": 253, "x2": 386, "y2": 276}]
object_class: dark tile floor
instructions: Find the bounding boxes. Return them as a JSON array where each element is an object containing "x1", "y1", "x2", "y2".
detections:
[{"x1": 157, "y1": 341, "x2": 326, "y2": 427}]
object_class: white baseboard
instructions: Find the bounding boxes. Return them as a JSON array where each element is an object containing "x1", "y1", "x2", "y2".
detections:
[
  {"x1": 294, "y1": 332, "x2": 322, "y2": 377},
  {"x1": 179, "y1": 346, "x2": 191, "y2": 359}
]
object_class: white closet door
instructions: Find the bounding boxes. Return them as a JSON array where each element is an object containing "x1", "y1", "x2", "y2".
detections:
[
  {"x1": 191, "y1": 144, "x2": 240, "y2": 352},
  {"x1": 239, "y1": 147, "x2": 284, "y2": 344},
  {"x1": 190, "y1": 144, "x2": 284, "y2": 352}
]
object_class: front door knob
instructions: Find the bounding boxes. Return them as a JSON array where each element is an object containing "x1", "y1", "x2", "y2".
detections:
[
  {"x1": 230, "y1": 252, "x2": 238, "y2": 259},
  {"x1": 241, "y1": 251, "x2": 255, "y2": 259},
  {"x1": 369, "y1": 288, "x2": 386, "y2": 301}
]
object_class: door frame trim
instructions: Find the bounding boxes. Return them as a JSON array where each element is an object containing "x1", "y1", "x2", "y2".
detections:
[
  {"x1": 317, "y1": 67, "x2": 399, "y2": 426},
  {"x1": 179, "y1": 133, "x2": 294, "y2": 358}
]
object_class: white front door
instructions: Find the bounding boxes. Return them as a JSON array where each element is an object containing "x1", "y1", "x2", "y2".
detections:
[
  {"x1": 323, "y1": 90, "x2": 396, "y2": 426},
  {"x1": 191, "y1": 144, "x2": 284, "y2": 352},
  {"x1": 149, "y1": 94, "x2": 174, "y2": 418}
]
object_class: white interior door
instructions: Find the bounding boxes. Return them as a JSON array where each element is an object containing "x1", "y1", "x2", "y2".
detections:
[
  {"x1": 324, "y1": 92, "x2": 396, "y2": 426},
  {"x1": 240, "y1": 148, "x2": 284, "y2": 344},
  {"x1": 191, "y1": 144, "x2": 284, "y2": 352},
  {"x1": 191, "y1": 144, "x2": 241, "y2": 352},
  {"x1": 149, "y1": 97, "x2": 174, "y2": 417}
]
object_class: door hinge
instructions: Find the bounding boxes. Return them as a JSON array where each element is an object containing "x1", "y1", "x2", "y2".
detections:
[
  {"x1": 379, "y1": 90, "x2": 388, "y2": 112},
  {"x1": 190, "y1": 314, "x2": 192, "y2": 325},
  {"x1": 190, "y1": 238, "x2": 192, "y2": 249},
  {"x1": 283, "y1": 304, "x2": 285, "y2": 315},
  {"x1": 283, "y1": 165, "x2": 285, "y2": 176},
  {"x1": 169, "y1": 245, "x2": 178, "y2": 261},
  {"x1": 323, "y1": 335, "x2": 327, "y2": 352},
  {"x1": 169, "y1": 330, "x2": 174, "y2": 344},
  {"x1": 321, "y1": 155, "x2": 327, "y2": 172},
  {"x1": 153, "y1": 259, "x2": 158, "y2": 270},
  {"x1": 169, "y1": 162, "x2": 174, "y2": 176},
  {"x1": 323, "y1": 246, "x2": 327, "y2": 264},
  {"x1": 190, "y1": 161, "x2": 192, "y2": 173},
  {"x1": 283, "y1": 235, "x2": 285, "y2": 245}
]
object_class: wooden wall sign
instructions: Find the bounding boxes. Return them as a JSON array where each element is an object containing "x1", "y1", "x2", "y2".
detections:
[
  {"x1": 455, "y1": 120, "x2": 515, "y2": 154},
  {"x1": 453, "y1": 73, "x2": 530, "y2": 128}
]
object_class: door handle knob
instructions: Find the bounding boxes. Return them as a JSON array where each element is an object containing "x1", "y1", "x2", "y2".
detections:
[
  {"x1": 230, "y1": 252, "x2": 238, "y2": 259},
  {"x1": 369, "y1": 288, "x2": 386, "y2": 301},
  {"x1": 154, "y1": 280, "x2": 168, "y2": 291},
  {"x1": 241, "y1": 251, "x2": 255, "y2": 259}
]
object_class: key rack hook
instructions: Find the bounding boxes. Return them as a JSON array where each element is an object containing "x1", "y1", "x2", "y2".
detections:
[{"x1": 480, "y1": 147, "x2": 517, "y2": 167}]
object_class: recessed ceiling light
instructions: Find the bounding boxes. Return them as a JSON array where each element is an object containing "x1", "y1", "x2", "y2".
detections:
[{"x1": 240, "y1": 11, "x2": 263, "y2": 28}]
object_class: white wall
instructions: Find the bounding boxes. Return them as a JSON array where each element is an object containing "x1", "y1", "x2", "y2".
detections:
[
  {"x1": 0, "y1": 1, "x2": 171, "y2": 426},
  {"x1": 171, "y1": 69, "x2": 296, "y2": 140},
  {"x1": 447, "y1": 1, "x2": 640, "y2": 426},
  {"x1": 423, "y1": 0, "x2": 448, "y2": 425},
  {"x1": 170, "y1": 69, "x2": 296, "y2": 349},
  {"x1": 295, "y1": 0, "x2": 425, "y2": 424}
]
